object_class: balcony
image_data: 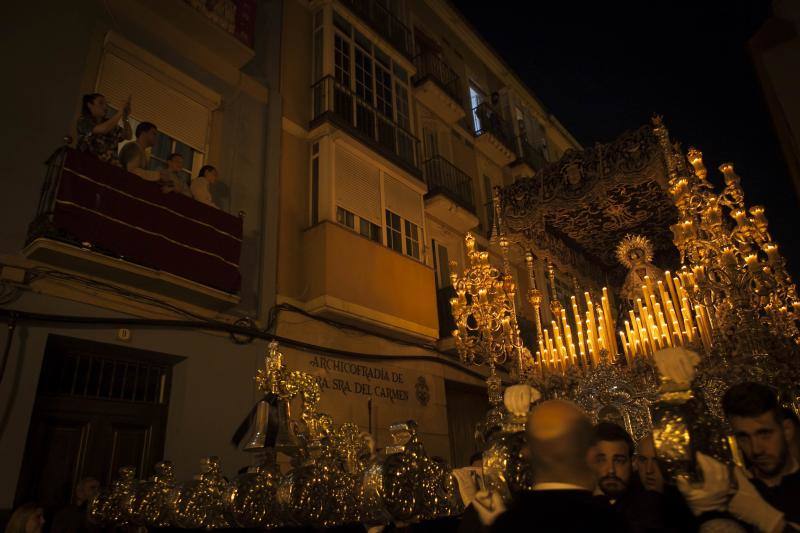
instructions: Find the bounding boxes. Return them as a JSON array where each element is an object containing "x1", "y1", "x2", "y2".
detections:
[
  {"x1": 24, "y1": 148, "x2": 243, "y2": 310},
  {"x1": 301, "y1": 221, "x2": 438, "y2": 341},
  {"x1": 312, "y1": 75, "x2": 421, "y2": 178},
  {"x1": 412, "y1": 51, "x2": 465, "y2": 124},
  {"x1": 338, "y1": 0, "x2": 413, "y2": 60},
  {"x1": 509, "y1": 136, "x2": 548, "y2": 179},
  {"x1": 183, "y1": 0, "x2": 256, "y2": 48},
  {"x1": 422, "y1": 156, "x2": 479, "y2": 232},
  {"x1": 472, "y1": 102, "x2": 516, "y2": 167}
]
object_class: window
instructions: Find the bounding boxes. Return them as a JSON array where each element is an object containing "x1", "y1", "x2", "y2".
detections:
[
  {"x1": 469, "y1": 85, "x2": 484, "y2": 133},
  {"x1": 334, "y1": 33, "x2": 351, "y2": 86},
  {"x1": 385, "y1": 210, "x2": 421, "y2": 260},
  {"x1": 433, "y1": 241, "x2": 451, "y2": 288},
  {"x1": 330, "y1": 11, "x2": 412, "y2": 132},
  {"x1": 311, "y1": 142, "x2": 320, "y2": 225},
  {"x1": 337, "y1": 206, "x2": 355, "y2": 228},
  {"x1": 404, "y1": 219, "x2": 420, "y2": 259},
  {"x1": 338, "y1": 206, "x2": 381, "y2": 244},
  {"x1": 386, "y1": 210, "x2": 403, "y2": 253},
  {"x1": 114, "y1": 113, "x2": 202, "y2": 186}
]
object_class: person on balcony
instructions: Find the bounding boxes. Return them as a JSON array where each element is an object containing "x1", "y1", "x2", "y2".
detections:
[
  {"x1": 191, "y1": 165, "x2": 219, "y2": 208},
  {"x1": 162, "y1": 152, "x2": 190, "y2": 196},
  {"x1": 119, "y1": 122, "x2": 164, "y2": 182},
  {"x1": 76, "y1": 93, "x2": 132, "y2": 165}
]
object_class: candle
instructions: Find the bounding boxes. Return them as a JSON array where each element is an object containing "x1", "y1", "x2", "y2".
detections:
[
  {"x1": 764, "y1": 244, "x2": 779, "y2": 265},
  {"x1": 745, "y1": 253, "x2": 759, "y2": 273},
  {"x1": 620, "y1": 331, "x2": 631, "y2": 365}
]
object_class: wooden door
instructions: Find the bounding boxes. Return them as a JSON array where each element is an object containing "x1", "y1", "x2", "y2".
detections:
[
  {"x1": 14, "y1": 336, "x2": 179, "y2": 514},
  {"x1": 445, "y1": 380, "x2": 489, "y2": 468}
]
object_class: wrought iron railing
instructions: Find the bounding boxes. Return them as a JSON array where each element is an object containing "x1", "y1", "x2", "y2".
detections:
[
  {"x1": 423, "y1": 156, "x2": 475, "y2": 214},
  {"x1": 339, "y1": 0, "x2": 413, "y2": 59},
  {"x1": 515, "y1": 135, "x2": 547, "y2": 173},
  {"x1": 472, "y1": 102, "x2": 514, "y2": 152},
  {"x1": 312, "y1": 75, "x2": 421, "y2": 174},
  {"x1": 412, "y1": 51, "x2": 463, "y2": 106},
  {"x1": 436, "y1": 285, "x2": 457, "y2": 339}
]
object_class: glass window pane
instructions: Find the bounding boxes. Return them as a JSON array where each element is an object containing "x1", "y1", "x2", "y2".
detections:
[
  {"x1": 333, "y1": 10, "x2": 351, "y2": 34},
  {"x1": 174, "y1": 141, "x2": 193, "y2": 171},
  {"x1": 152, "y1": 132, "x2": 172, "y2": 161}
]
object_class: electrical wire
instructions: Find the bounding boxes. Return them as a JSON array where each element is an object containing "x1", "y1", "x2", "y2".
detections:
[{"x1": 0, "y1": 308, "x2": 492, "y2": 382}]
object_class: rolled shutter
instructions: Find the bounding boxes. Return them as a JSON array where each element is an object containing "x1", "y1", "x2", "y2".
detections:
[
  {"x1": 97, "y1": 52, "x2": 210, "y2": 151},
  {"x1": 335, "y1": 145, "x2": 381, "y2": 224},
  {"x1": 384, "y1": 174, "x2": 423, "y2": 227}
]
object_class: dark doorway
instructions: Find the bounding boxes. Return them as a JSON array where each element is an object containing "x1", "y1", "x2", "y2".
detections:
[
  {"x1": 14, "y1": 335, "x2": 181, "y2": 516},
  {"x1": 445, "y1": 380, "x2": 489, "y2": 468}
]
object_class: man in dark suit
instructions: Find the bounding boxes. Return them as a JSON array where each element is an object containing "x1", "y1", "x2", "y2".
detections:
[{"x1": 470, "y1": 400, "x2": 626, "y2": 532}]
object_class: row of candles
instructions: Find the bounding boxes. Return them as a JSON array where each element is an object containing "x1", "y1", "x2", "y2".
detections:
[{"x1": 533, "y1": 271, "x2": 714, "y2": 373}]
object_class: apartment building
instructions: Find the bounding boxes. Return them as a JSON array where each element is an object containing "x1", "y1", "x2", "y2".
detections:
[
  {"x1": 0, "y1": 0, "x2": 606, "y2": 521},
  {"x1": 275, "y1": 0, "x2": 598, "y2": 468},
  {"x1": 0, "y1": 0, "x2": 281, "y2": 517}
]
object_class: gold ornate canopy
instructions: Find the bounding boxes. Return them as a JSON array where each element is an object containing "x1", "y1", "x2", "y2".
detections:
[{"x1": 498, "y1": 121, "x2": 680, "y2": 278}]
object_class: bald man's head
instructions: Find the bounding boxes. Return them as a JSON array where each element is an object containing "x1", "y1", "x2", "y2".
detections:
[{"x1": 526, "y1": 400, "x2": 596, "y2": 489}]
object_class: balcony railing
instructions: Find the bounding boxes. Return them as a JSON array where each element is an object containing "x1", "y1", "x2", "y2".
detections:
[
  {"x1": 312, "y1": 75, "x2": 421, "y2": 176},
  {"x1": 472, "y1": 102, "x2": 515, "y2": 152},
  {"x1": 436, "y1": 285, "x2": 457, "y2": 339},
  {"x1": 339, "y1": 0, "x2": 413, "y2": 59},
  {"x1": 422, "y1": 156, "x2": 475, "y2": 214},
  {"x1": 413, "y1": 51, "x2": 463, "y2": 106},
  {"x1": 515, "y1": 136, "x2": 548, "y2": 173},
  {"x1": 28, "y1": 147, "x2": 243, "y2": 294},
  {"x1": 184, "y1": 0, "x2": 256, "y2": 48}
]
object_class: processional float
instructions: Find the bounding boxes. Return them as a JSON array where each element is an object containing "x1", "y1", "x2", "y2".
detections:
[{"x1": 89, "y1": 117, "x2": 799, "y2": 528}]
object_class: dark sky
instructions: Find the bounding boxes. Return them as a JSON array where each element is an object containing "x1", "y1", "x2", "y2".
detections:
[{"x1": 454, "y1": 0, "x2": 799, "y2": 277}]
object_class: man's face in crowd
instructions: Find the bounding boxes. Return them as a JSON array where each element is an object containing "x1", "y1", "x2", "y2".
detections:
[
  {"x1": 167, "y1": 155, "x2": 184, "y2": 173},
  {"x1": 591, "y1": 440, "x2": 632, "y2": 499},
  {"x1": 635, "y1": 435, "x2": 664, "y2": 493},
  {"x1": 141, "y1": 127, "x2": 158, "y2": 148},
  {"x1": 75, "y1": 477, "x2": 100, "y2": 505},
  {"x1": 730, "y1": 410, "x2": 793, "y2": 479}
]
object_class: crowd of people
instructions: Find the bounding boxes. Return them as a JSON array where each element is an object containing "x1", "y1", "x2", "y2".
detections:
[
  {"x1": 76, "y1": 93, "x2": 220, "y2": 209},
  {"x1": 453, "y1": 381, "x2": 799, "y2": 533},
  {"x1": 3, "y1": 382, "x2": 798, "y2": 532}
]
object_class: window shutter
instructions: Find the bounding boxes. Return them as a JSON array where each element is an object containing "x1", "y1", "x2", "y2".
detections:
[
  {"x1": 335, "y1": 145, "x2": 381, "y2": 224},
  {"x1": 97, "y1": 52, "x2": 210, "y2": 151},
  {"x1": 384, "y1": 174, "x2": 423, "y2": 227}
]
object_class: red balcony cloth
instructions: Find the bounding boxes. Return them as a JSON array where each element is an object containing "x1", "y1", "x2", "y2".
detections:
[{"x1": 52, "y1": 149, "x2": 243, "y2": 294}]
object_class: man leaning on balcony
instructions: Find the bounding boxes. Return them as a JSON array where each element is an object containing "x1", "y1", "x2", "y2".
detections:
[{"x1": 119, "y1": 122, "x2": 166, "y2": 182}]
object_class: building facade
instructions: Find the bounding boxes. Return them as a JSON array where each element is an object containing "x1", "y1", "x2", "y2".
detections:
[
  {"x1": 275, "y1": 0, "x2": 599, "y2": 470},
  {"x1": 0, "y1": 0, "x2": 602, "y2": 520},
  {"x1": 0, "y1": 0, "x2": 281, "y2": 517}
]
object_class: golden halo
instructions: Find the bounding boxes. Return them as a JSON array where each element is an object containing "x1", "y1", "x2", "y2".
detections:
[{"x1": 616, "y1": 234, "x2": 654, "y2": 269}]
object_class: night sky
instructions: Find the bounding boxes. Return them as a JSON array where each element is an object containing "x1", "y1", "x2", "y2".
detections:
[{"x1": 454, "y1": 0, "x2": 799, "y2": 277}]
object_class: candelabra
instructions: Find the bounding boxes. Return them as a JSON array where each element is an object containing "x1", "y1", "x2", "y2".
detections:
[
  {"x1": 449, "y1": 233, "x2": 530, "y2": 423},
  {"x1": 667, "y1": 147, "x2": 799, "y2": 351}
]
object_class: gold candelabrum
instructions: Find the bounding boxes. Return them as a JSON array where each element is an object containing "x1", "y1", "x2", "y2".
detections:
[
  {"x1": 664, "y1": 145, "x2": 800, "y2": 349},
  {"x1": 449, "y1": 233, "x2": 531, "y2": 410}
]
